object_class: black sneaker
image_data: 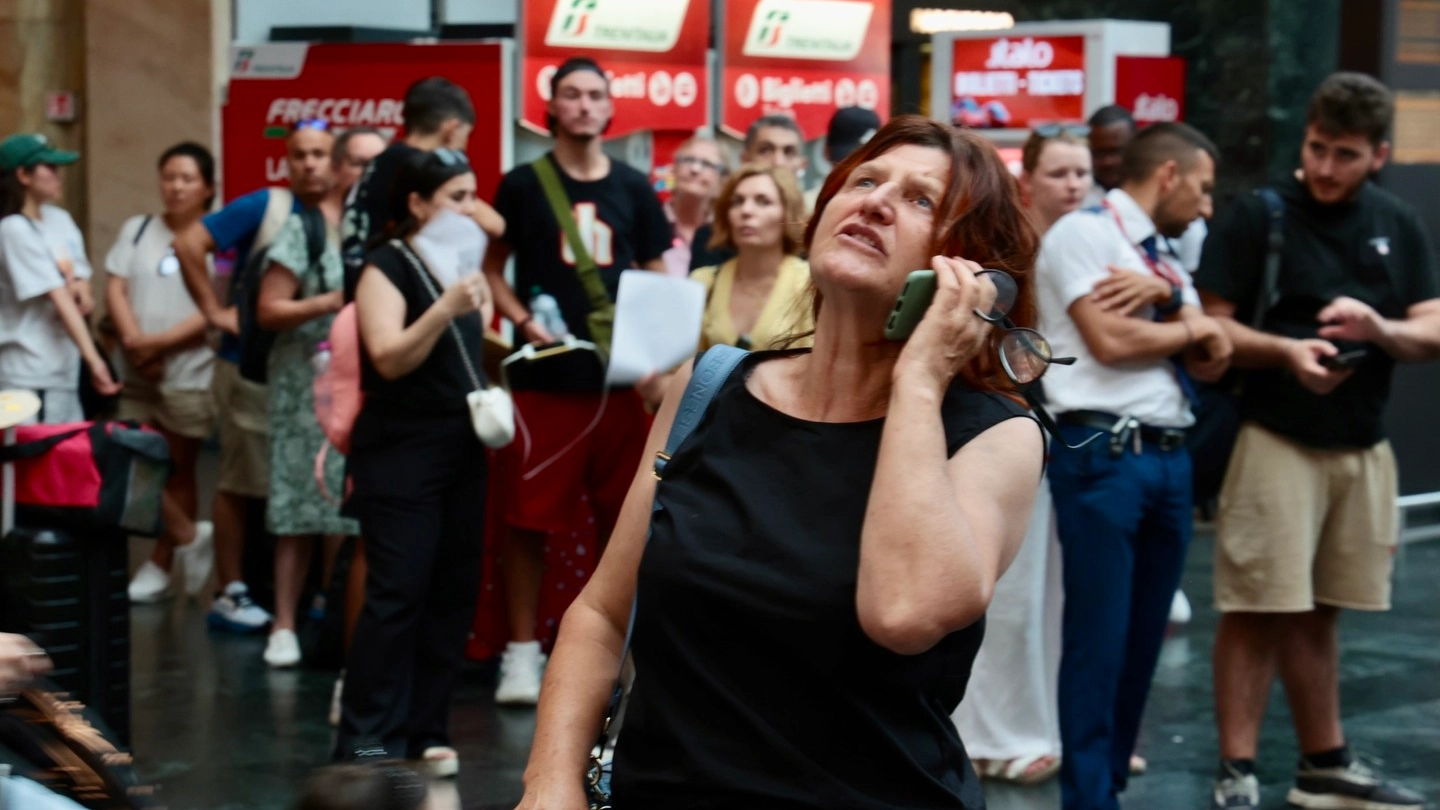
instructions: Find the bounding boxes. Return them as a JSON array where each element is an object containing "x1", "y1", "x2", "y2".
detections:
[
  {"x1": 1287, "y1": 757, "x2": 1424, "y2": 810},
  {"x1": 1213, "y1": 762, "x2": 1260, "y2": 810}
]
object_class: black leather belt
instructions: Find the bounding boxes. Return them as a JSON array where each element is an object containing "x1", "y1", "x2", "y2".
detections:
[{"x1": 1058, "y1": 410, "x2": 1188, "y2": 452}]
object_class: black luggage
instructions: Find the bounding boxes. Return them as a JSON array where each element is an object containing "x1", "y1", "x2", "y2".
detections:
[{"x1": 0, "y1": 526, "x2": 131, "y2": 744}]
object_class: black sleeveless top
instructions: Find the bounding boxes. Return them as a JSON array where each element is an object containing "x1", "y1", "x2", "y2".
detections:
[{"x1": 611, "y1": 351, "x2": 1032, "y2": 810}]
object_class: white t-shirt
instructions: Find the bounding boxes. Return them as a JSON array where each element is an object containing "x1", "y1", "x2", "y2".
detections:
[
  {"x1": 0, "y1": 213, "x2": 78, "y2": 390},
  {"x1": 105, "y1": 214, "x2": 215, "y2": 390},
  {"x1": 34, "y1": 204, "x2": 92, "y2": 280},
  {"x1": 1035, "y1": 188, "x2": 1199, "y2": 428},
  {"x1": 1083, "y1": 185, "x2": 1207, "y2": 271}
]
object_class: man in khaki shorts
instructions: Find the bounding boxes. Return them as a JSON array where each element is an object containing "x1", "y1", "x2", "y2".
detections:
[
  {"x1": 1196, "y1": 73, "x2": 1439, "y2": 810},
  {"x1": 173, "y1": 123, "x2": 336, "y2": 632}
]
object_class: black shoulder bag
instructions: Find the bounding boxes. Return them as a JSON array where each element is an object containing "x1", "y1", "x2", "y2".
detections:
[{"x1": 1188, "y1": 187, "x2": 1284, "y2": 509}]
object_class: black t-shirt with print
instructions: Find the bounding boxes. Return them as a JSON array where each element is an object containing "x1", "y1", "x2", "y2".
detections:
[
  {"x1": 493, "y1": 153, "x2": 671, "y2": 342},
  {"x1": 355, "y1": 241, "x2": 486, "y2": 416},
  {"x1": 342, "y1": 142, "x2": 423, "y2": 298},
  {"x1": 1195, "y1": 175, "x2": 1439, "y2": 449}
]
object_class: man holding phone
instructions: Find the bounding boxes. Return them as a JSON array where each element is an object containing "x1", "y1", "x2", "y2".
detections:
[{"x1": 1197, "y1": 73, "x2": 1437, "y2": 810}]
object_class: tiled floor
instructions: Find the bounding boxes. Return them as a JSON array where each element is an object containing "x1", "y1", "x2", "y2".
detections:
[{"x1": 128, "y1": 533, "x2": 1440, "y2": 810}]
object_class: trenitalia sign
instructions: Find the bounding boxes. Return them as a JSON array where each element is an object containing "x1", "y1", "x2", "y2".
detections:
[
  {"x1": 520, "y1": 0, "x2": 710, "y2": 138},
  {"x1": 740, "y1": 0, "x2": 873, "y2": 61},
  {"x1": 721, "y1": 0, "x2": 890, "y2": 139}
]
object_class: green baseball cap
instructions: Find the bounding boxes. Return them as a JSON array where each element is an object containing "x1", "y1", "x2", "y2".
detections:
[{"x1": 0, "y1": 134, "x2": 79, "y2": 172}]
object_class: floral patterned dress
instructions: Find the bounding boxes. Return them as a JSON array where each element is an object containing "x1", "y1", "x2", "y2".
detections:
[{"x1": 264, "y1": 214, "x2": 359, "y2": 537}]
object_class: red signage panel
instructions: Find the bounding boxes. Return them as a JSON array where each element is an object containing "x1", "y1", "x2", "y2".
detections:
[
  {"x1": 520, "y1": 0, "x2": 710, "y2": 138},
  {"x1": 221, "y1": 42, "x2": 509, "y2": 203},
  {"x1": 949, "y1": 35, "x2": 1086, "y2": 129},
  {"x1": 720, "y1": 0, "x2": 891, "y2": 140},
  {"x1": 1115, "y1": 56, "x2": 1186, "y2": 124}
]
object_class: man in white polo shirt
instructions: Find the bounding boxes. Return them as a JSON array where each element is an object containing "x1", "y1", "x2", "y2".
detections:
[{"x1": 1036, "y1": 122, "x2": 1232, "y2": 810}]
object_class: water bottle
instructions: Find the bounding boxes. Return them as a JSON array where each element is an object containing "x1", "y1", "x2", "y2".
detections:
[
  {"x1": 311, "y1": 340, "x2": 332, "y2": 377},
  {"x1": 528, "y1": 288, "x2": 569, "y2": 338}
]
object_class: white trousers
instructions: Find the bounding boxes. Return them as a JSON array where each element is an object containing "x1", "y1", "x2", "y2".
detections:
[{"x1": 952, "y1": 475, "x2": 1063, "y2": 760}]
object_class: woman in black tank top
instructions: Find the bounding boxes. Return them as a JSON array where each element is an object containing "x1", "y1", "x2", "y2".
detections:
[{"x1": 516, "y1": 116, "x2": 1046, "y2": 810}]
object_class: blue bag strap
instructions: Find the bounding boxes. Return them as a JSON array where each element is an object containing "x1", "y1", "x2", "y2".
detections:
[
  {"x1": 652, "y1": 344, "x2": 748, "y2": 480},
  {"x1": 1251, "y1": 187, "x2": 1285, "y2": 330},
  {"x1": 591, "y1": 345, "x2": 749, "y2": 760}
]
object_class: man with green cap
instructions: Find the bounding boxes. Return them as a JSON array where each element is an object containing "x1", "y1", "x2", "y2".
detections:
[{"x1": 0, "y1": 133, "x2": 118, "y2": 423}]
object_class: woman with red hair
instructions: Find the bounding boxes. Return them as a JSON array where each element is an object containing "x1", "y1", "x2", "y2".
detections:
[{"x1": 516, "y1": 115, "x2": 1054, "y2": 809}]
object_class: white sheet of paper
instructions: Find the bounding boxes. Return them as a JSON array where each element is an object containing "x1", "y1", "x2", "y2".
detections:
[
  {"x1": 604, "y1": 270, "x2": 705, "y2": 387},
  {"x1": 412, "y1": 208, "x2": 487, "y2": 288}
]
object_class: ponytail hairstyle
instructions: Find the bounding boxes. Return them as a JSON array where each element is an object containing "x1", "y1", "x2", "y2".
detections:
[{"x1": 370, "y1": 148, "x2": 473, "y2": 249}]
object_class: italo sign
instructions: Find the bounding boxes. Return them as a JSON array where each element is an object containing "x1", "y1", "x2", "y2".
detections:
[
  {"x1": 721, "y1": 0, "x2": 890, "y2": 139},
  {"x1": 948, "y1": 35, "x2": 1086, "y2": 128},
  {"x1": 1115, "y1": 56, "x2": 1187, "y2": 124},
  {"x1": 221, "y1": 43, "x2": 510, "y2": 203},
  {"x1": 520, "y1": 0, "x2": 709, "y2": 137}
]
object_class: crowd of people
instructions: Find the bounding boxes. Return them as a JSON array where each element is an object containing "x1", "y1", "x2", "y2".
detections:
[{"x1": 0, "y1": 52, "x2": 1433, "y2": 810}]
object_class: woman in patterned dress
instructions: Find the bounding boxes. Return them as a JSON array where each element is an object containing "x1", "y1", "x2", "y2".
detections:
[{"x1": 255, "y1": 165, "x2": 359, "y2": 668}]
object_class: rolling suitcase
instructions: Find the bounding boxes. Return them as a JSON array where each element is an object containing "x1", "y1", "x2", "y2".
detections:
[{"x1": 0, "y1": 526, "x2": 131, "y2": 745}]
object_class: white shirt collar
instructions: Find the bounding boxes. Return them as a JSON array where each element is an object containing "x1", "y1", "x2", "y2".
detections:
[{"x1": 1104, "y1": 187, "x2": 1158, "y2": 248}]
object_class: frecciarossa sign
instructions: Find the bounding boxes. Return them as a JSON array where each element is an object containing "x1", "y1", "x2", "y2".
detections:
[
  {"x1": 221, "y1": 43, "x2": 508, "y2": 202},
  {"x1": 720, "y1": 0, "x2": 891, "y2": 139},
  {"x1": 520, "y1": 0, "x2": 710, "y2": 137}
]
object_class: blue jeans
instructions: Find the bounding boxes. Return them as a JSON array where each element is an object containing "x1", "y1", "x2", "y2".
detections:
[{"x1": 1049, "y1": 424, "x2": 1192, "y2": 810}]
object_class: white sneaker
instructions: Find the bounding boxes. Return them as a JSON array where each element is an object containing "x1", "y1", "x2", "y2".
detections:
[
  {"x1": 423, "y1": 746, "x2": 460, "y2": 778},
  {"x1": 264, "y1": 629, "x2": 302, "y2": 668},
  {"x1": 174, "y1": 521, "x2": 215, "y2": 597},
  {"x1": 206, "y1": 582, "x2": 272, "y2": 633},
  {"x1": 1170, "y1": 589, "x2": 1193, "y2": 625},
  {"x1": 128, "y1": 560, "x2": 172, "y2": 603},
  {"x1": 495, "y1": 641, "x2": 546, "y2": 705},
  {"x1": 329, "y1": 673, "x2": 344, "y2": 727}
]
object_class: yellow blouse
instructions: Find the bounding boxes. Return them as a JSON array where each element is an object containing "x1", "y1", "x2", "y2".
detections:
[{"x1": 691, "y1": 255, "x2": 814, "y2": 351}]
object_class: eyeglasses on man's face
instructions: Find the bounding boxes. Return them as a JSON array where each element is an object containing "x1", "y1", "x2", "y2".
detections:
[{"x1": 676, "y1": 155, "x2": 726, "y2": 174}]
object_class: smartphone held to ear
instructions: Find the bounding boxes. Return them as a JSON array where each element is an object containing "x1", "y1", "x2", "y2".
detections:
[{"x1": 885, "y1": 270, "x2": 937, "y2": 340}]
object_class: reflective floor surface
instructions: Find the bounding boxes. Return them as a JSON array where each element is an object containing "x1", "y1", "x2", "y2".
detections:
[{"x1": 129, "y1": 533, "x2": 1440, "y2": 810}]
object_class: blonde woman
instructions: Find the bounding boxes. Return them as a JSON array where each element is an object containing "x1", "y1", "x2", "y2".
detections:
[{"x1": 692, "y1": 163, "x2": 812, "y2": 351}]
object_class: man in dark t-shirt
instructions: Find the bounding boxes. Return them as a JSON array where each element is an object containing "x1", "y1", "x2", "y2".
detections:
[
  {"x1": 342, "y1": 76, "x2": 503, "y2": 296},
  {"x1": 482, "y1": 57, "x2": 670, "y2": 707},
  {"x1": 1196, "y1": 73, "x2": 1437, "y2": 810}
]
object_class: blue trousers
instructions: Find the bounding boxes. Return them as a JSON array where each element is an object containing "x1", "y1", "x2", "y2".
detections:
[{"x1": 1049, "y1": 425, "x2": 1192, "y2": 810}]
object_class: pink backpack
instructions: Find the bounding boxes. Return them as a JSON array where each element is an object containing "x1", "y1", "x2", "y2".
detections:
[{"x1": 312, "y1": 303, "x2": 363, "y2": 500}]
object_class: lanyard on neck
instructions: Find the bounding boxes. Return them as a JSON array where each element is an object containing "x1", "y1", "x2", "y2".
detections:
[{"x1": 1101, "y1": 200, "x2": 1184, "y2": 288}]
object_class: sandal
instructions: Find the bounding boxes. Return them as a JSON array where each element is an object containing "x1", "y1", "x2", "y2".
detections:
[
  {"x1": 422, "y1": 746, "x2": 459, "y2": 778},
  {"x1": 973, "y1": 754, "x2": 1061, "y2": 785}
]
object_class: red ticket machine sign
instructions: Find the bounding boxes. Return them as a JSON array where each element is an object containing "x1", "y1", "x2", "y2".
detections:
[
  {"x1": 948, "y1": 35, "x2": 1086, "y2": 129},
  {"x1": 1115, "y1": 56, "x2": 1186, "y2": 124},
  {"x1": 719, "y1": 0, "x2": 891, "y2": 139},
  {"x1": 519, "y1": 0, "x2": 710, "y2": 138},
  {"x1": 221, "y1": 42, "x2": 510, "y2": 203}
]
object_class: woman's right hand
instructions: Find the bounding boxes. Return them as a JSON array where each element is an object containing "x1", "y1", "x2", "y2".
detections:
[{"x1": 441, "y1": 274, "x2": 488, "y2": 319}]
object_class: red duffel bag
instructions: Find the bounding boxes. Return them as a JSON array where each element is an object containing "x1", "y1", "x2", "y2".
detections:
[{"x1": 0, "y1": 421, "x2": 171, "y2": 537}]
